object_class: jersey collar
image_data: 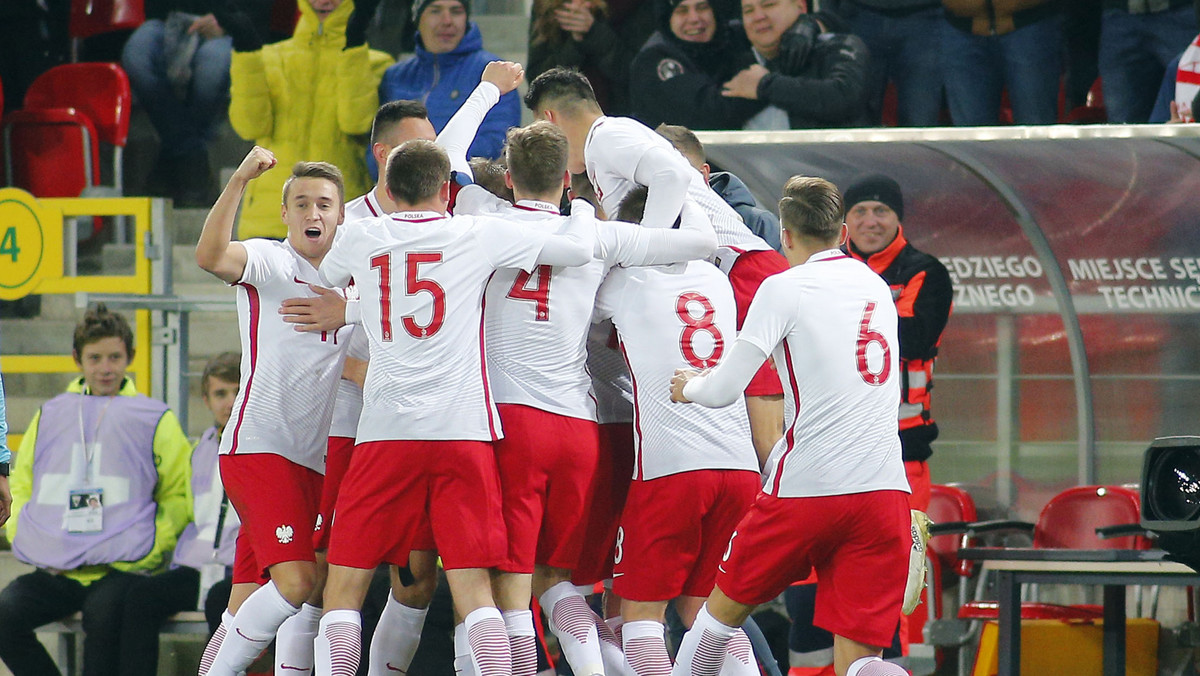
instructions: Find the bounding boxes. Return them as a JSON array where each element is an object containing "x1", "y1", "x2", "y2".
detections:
[
  {"x1": 806, "y1": 248, "x2": 850, "y2": 264},
  {"x1": 513, "y1": 199, "x2": 560, "y2": 214},
  {"x1": 392, "y1": 210, "x2": 446, "y2": 223}
]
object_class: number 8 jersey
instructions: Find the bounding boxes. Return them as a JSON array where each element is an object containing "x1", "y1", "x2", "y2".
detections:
[
  {"x1": 738, "y1": 249, "x2": 909, "y2": 498},
  {"x1": 593, "y1": 260, "x2": 758, "y2": 480}
]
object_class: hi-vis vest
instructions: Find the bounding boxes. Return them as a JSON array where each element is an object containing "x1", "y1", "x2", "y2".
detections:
[
  {"x1": 14, "y1": 393, "x2": 163, "y2": 570},
  {"x1": 172, "y1": 427, "x2": 240, "y2": 570}
]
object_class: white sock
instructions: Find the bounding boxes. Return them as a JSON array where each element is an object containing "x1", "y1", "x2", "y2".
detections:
[
  {"x1": 369, "y1": 596, "x2": 429, "y2": 675},
  {"x1": 845, "y1": 655, "x2": 908, "y2": 676},
  {"x1": 540, "y1": 581, "x2": 604, "y2": 676},
  {"x1": 465, "y1": 607, "x2": 514, "y2": 676},
  {"x1": 275, "y1": 602, "x2": 321, "y2": 674},
  {"x1": 208, "y1": 581, "x2": 299, "y2": 676},
  {"x1": 503, "y1": 609, "x2": 538, "y2": 676},
  {"x1": 199, "y1": 610, "x2": 234, "y2": 676},
  {"x1": 720, "y1": 629, "x2": 757, "y2": 676},
  {"x1": 315, "y1": 609, "x2": 363, "y2": 676},
  {"x1": 670, "y1": 604, "x2": 737, "y2": 676},
  {"x1": 455, "y1": 622, "x2": 479, "y2": 676},
  {"x1": 622, "y1": 620, "x2": 671, "y2": 676},
  {"x1": 606, "y1": 615, "x2": 625, "y2": 645},
  {"x1": 594, "y1": 612, "x2": 636, "y2": 676}
]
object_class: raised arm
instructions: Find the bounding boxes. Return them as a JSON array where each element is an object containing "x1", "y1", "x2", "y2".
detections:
[
  {"x1": 598, "y1": 201, "x2": 717, "y2": 267},
  {"x1": 632, "y1": 145, "x2": 694, "y2": 230},
  {"x1": 439, "y1": 61, "x2": 524, "y2": 178},
  {"x1": 533, "y1": 200, "x2": 596, "y2": 267},
  {"x1": 195, "y1": 146, "x2": 276, "y2": 284},
  {"x1": 671, "y1": 338, "x2": 770, "y2": 407}
]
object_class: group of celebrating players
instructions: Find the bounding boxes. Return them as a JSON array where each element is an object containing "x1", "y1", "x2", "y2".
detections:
[{"x1": 192, "y1": 61, "x2": 922, "y2": 676}]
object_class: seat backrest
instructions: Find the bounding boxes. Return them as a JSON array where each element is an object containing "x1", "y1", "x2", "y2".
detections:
[
  {"x1": 69, "y1": 0, "x2": 145, "y2": 39},
  {"x1": 24, "y1": 63, "x2": 132, "y2": 147},
  {"x1": 1033, "y1": 485, "x2": 1148, "y2": 550},
  {"x1": 5, "y1": 112, "x2": 98, "y2": 197},
  {"x1": 928, "y1": 483, "x2": 979, "y2": 577}
]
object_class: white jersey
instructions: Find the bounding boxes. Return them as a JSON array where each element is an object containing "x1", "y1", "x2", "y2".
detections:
[
  {"x1": 319, "y1": 210, "x2": 592, "y2": 443},
  {"x1": 739, "y1": 249, "x2": 909, "y2": 499},
  {"x1": 220, "y1": 239, "x2": 352, "y2": 472},
  {"x1": 583, "y1": 116, "x2": 771, "y2": 268},
  {"x1": 586, "y1": 320, "x2": 634, "y2": 425},
  {"x1": 594, "y1": 261, "x2": 757, "y2": 480},
  {"x1": 327, "y1": 190, "x2": 385, "y2": 438}
]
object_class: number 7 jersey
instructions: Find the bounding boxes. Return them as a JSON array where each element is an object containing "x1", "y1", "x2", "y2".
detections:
[{"x1": 738, "y1": 249, "x2": 909, "y2": 498}]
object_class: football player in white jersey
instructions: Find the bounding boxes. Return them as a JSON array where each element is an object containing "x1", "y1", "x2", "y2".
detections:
[
  {"x1": 194, "y1": 147, "x2": 352, "y2": 676},
  {"x1": 585, "y1": 186, "x2": 760, "y2": 676},
  {"x1": 523, "y1": 67, "x2": 789, "y2": 476},
  {"x1": 311, "y1": 139, "x2": 597, "y2": 676},
  {"x1": 668, "y1": 177, "x2": 912, "y2": 676},
  {"x1": 455, "y1": 121, "x2": 716, "y2": 676}
]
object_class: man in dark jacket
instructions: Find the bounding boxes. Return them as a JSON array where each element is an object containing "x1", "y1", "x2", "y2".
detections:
[
  {"x1": 655, "y1": 123, "x2": 782, "y2": 251},
  {"x1": 722, "y1": 0, "x2": 871, "y2": 128},
  {"x1": 629, "y1": 0, "x2": 764, "y2": 129}
]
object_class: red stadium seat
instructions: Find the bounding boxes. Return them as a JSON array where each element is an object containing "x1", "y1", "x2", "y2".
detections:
[
  {"x1": 69, "y1": 0, "x2": 145, "y2": 61},
  {"x1": 1064, "y1": 79, "x2": 1107, "y2": 124},
  {"x1": 918, "y1": 484, "x2": 981, "y2": 676}
]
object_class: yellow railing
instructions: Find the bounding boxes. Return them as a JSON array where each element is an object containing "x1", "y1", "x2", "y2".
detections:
[{"x1": 0, "y1": 190, "x2": 158, "y2": 452}]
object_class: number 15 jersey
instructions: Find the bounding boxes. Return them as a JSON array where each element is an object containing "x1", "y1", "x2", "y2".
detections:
[{"x1": 319, "y1": 210, "x2": 591, "y2": 444}]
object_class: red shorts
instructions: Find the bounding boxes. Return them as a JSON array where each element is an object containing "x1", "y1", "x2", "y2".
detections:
[
  {"x1": 315, "y1": 436, "x2": 355, "y2": 551},
  {"x1": 220, "y1": 453, "x2": 323, "y2": 584},
  {"x1": 327, "y1": 440, "x2": 506, "y2": 571},
  {"x1": 717, "y1": 490, "x2": 910, "y2": 648},
  {"x1": 904, "y1": 460, "x2": 931, "y2": 512},
  {"x1": 613, "y1": 469, "x2": 758, "y2": 602},
  {"x1": 495, "y1": 404, "x2": 600, "y2": 573},
  {"x1": 572, "y1": 423, "x2": 635, "y2": 586},
  {"x1": 729, "y1": 250, "x2": 788, "y2": 397}
]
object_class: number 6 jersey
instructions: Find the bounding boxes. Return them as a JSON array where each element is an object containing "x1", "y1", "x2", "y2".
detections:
[{"x1": 593, "y1": 260, "x2": 757, "y2": 481}]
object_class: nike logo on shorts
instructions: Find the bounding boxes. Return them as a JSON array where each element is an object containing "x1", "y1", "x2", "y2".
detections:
[{"x1": 612, "y1": 572, "x2": 624, "y2": 578}]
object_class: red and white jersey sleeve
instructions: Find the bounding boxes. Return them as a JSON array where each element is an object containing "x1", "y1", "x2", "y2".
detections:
[
  {"x1": 219, "y1": 239, "x2": 352, "y2": 473},
  {"x1": 329, "y1": 189, "x2": 382, "y2": 439},
  {"x1": 739, "y1": 249, "x2": 909, "y2": 498},
  {"x1": 483, "y1": 201, "x2": 607, "y2": 421},
  {"x1": 586, "y1": 320, "x2": 634, "y2": 425},
  {"x1": 593, "y1": 261, "x2": 757, "y2": 480},
  {"x1": 320, "y1": 211, "x2": 564, "y2": 443},
  {"x1": 583, "y1": 116, "x2": 770, "y2": 265}
]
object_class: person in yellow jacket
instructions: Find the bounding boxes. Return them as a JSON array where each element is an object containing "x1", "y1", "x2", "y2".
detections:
[
  {"x1": 0, "y1": 304, "x2": 192, "y2": 676},
  {"x1": 218, "y1": 0, "x2": 393, "y2": 239}
]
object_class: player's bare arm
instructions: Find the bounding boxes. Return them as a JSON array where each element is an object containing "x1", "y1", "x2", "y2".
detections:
[
  {"x1": 196, "y1": 146, "x2": 276, "y2": 283},
  {"x1": 438, "y1": 61, "x2": 525, "y2": 178},
  {"x1": 280, "y1": 283, "x2": 348, "y2": 332}
]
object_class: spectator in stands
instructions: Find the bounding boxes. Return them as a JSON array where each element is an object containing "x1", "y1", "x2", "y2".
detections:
[
  {"x1": 655, "y1": 123, "x2": 782, "y2": 251},
  {"x1": 835, "y1": 0, "x2": 943, "y2": 126},
  {"x1": 940, "y1": 0, "x2": 1062, "y2": 125},
  {"x1": 722, "y1": 0, "x2": 871, "y2": 129},
  {"x1": 218, "y1": 0, "x2": 392, "y2": 239},
  {"x1": 121, "y1": 1, "x2": 272, "y2": 207},
  {"x1": 0, "y1": 304, "x2": 191, "y2": 676},
  {"x1": 117, "y1": 352, "x2": 242, "y2": 675},
  {"x1": 0, "y1": 372, "x2": 10, "y2": 526},
  {"x1": 527, "y1": 0, "x2": 656, "y2": 116},
  {"x1": 629, "y1": 0, "x2": 764, "y2": 129},
  {"x1": 378, "y1": 0, "x2": 521, "y2": 161},
  {"x1": 1100, "y1": 0, "x2": 1199, "y2": 123}
]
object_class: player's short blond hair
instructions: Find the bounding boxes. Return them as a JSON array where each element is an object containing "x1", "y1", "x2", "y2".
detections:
[
  {"x1": 655, "y1": 123, "x2": 705, "y2": 168},
  {"x1": 282, "y1": 161, "x2": 345, "y2": 205},
  {"x1": 505, "y1": 121, "x2": 569, "y2": 196},
  {"x1": 386, "y1": 139, "x2": 451, "y2": 205},
  {"x1": 779, "y1": 176, "x2": 843, "y2": 243}
]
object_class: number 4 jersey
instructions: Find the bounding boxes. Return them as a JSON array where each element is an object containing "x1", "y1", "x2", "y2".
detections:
[
  {"x1": 738, "y1": 249, "x2": 909, "y2": 499},
  {"x1": 594, "y1": 260, "x2": 758, "y2": 481}
]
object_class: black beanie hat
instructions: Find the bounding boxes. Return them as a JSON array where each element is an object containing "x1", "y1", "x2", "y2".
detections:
[
  {"x1": 413, "y1": 0, "x2": 470, "y2": 23},
  {"x1": 844, "y1": 173, "x2": 903, "y2": 221}
]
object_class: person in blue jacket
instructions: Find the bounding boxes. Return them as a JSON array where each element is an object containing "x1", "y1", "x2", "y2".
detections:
[{"x1": 377, "y1": 0, "x2": 521, "y2": 165}]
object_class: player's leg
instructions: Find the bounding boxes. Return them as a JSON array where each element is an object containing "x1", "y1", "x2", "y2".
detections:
[
  {"x1": 274, "y1": 552, "x2": 327, "y2": 674},
  {"x1": 431, "y1": 440, "x2": 512, "y2": 676},
  {"x1": 534, "y1": 566, "x2": 604, "y2": 676},
  {"x1": 833, "y1": 637, "x2": 907, "y2": 676},
  {"x1": 199, "y1": 578, "x2": 255, "y2": 676},
  {"x1": 208, "y1": 455, "x2": 323, "y2": 676},
  {"x1": 316, "y1": 564, "x2": 376, "y2": 676},
  {"x1": 619, "y1": 599, "x2": 673, "y2": 676},
  {"x1": 369, "y1": 551, "x2": 438, "y2": 675}
]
